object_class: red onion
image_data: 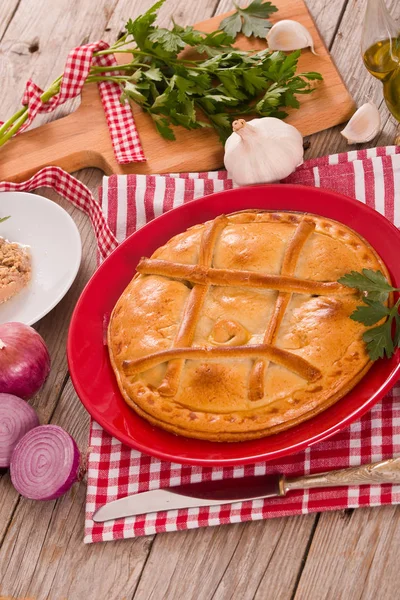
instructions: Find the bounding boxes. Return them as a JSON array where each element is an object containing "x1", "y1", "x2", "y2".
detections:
[
  {"x1": 0, "y1": 393, "x2": 39, "y2": 468},
  {"x1": 10, "y1": 425, "x2": 80, "y2": 500},
  {"x1": 0, "y1": 322, "x2": 51, "y2": 399}
]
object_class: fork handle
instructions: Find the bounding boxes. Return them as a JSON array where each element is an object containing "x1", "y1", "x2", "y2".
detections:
[{"x1": 283, "y1": 457, "x2": 400, "y2": 493}]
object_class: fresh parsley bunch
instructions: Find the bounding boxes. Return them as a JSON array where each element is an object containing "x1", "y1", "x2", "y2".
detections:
[
  {"x1": 115, "y1": 0, "x2": 322, "y2": 142},
  {"x1": 0, "y1": 0, "x2": 322, "y2": 148},
  {"x1": 339, "y1": 269, "x2": 400, "y2": 361}
]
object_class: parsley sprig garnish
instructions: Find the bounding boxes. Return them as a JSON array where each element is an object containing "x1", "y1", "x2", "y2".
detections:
[
  {"x1": 0, "y1": 216, "x2": 10, "y2": 223},
  {"x1": 0, "y1": 0, "x2": 322, "y2": 147},
  {"x1": 338, "y1": 269, "x2": 400, "y2": 361},
  {"x1": 220, "y1": 1, "x2": 278, "y2": 39},
  {"x1": 117, "y1": 2, "x2": 322, "y2": 142}
]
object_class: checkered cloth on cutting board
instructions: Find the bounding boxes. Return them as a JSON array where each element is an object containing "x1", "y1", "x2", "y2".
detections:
[
  {"x1": 0, "y1": 41, "x2": 145, "y2": 165},
  {"x1": 2, "y1": 147, "x2": 400, "y2": 543}
]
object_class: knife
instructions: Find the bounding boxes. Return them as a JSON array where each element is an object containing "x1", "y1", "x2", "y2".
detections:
[{"x1": 92, "y1": 456, "x2": 400, "y2": 522}]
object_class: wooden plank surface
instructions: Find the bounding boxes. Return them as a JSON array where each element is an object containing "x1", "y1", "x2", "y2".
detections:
[
  {"x1": 293, "y1": 505, "x2": 400, "y2": 600},
  {"x1": 132, "y1": 514, "x2": 315, "y2": 600},
  {"x1": 0, "y1": 1, "x2": 399, "y2": 599}
]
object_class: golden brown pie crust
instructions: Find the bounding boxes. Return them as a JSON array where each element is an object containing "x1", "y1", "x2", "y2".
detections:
[{"x1": 108, "y1": 210, "x2": 390, "y2": 442}]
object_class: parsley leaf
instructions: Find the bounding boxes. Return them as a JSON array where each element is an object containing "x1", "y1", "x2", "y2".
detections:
[
  {"x1": 219, "y1": 12, "x2": 242, "y2": 38},
  {"x1": 208, "y1": 113, "x2": 233, "y2": 142},
  {"x1": 363, "y1": 323, "x2": 394, "y2": 361},
  {"x1": 143, "y1": 67, "x2": 163, "y2": 81},
  {"x1": 169, "y1": 23, "x2": 204, "y2": 46},
  {"x1": 120, "y1": 81, "x2": 148, "y2": 105},
  {"x1": 243, "y1": 68, "x2": 269, "y2": 94},
  {"x1": 196, "y1": 31, "x2": 235, "y2": 56},
  {"x1": 241, "y1": 13, "x2": 271, "y2": 38},
  {"x1": 0, "y1": 216, "x2": 10, "y2": 223},
  {"x1": 125, "y1": 0, "x2": 166, "y2": 50},
  {"x1": 241, "y1": 0, "x2": 279, "y2": 18},
  {"x1": 150, "y1": 114, "x2": 175, "y2": 140},
  {"x1": 220, "y1": 1, "x2": 278, "y2": 39},
  {"x1": 338, "y1": 269, "x2": 395, "y2": 303},
  {"x1": 350, "y1": 298, "x2": 391, "y2": 326},
  {"x1": 300, "y1": 72, "x2": 324, "y2": 80},
  {"x1": 339, "y1": 269, "x2": 400, "y2": 361},
  {"x1": 170, "y1": 74, "x2": 195, "y2": 102},
  {"x1": 148, "y1": 28, "x2": 187, "y2": 53}
]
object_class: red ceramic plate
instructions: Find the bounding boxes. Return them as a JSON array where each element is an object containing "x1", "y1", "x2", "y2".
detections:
[{"x1": 68, "y1": 184, "x2": 400, "y2": 466}]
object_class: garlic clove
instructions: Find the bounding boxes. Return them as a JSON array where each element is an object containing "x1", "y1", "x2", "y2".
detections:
[
  {"x1": 266, "y1": 20, "x2": 316, "y2": 54},
  {"x1": 224, "y1": 117, "x2": 304, "y2": 187},
  {"x1": 340, "y1": 102, "x2": 381, "y2": 144}
]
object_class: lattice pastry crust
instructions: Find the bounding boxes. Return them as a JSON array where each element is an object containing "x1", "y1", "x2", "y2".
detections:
[{"x1": 108, "y1": 210, "x2": 390, "y2": 442}]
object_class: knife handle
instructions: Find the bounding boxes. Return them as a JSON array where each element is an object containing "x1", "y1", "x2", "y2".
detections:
[{"x1": 282, "y1": 456, "x2": 400, "y2": 493}]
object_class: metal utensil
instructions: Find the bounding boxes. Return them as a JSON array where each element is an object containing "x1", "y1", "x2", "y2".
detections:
[{"x1": 92, "y1": 456, "x2": 400, "y2": 522}]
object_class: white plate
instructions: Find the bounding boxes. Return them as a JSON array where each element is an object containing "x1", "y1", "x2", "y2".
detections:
[{"x1": 0, "y1": 191, "x2": 81, "y2": 325}]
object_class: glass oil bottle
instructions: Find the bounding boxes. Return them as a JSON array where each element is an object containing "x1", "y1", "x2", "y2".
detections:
[{"x1": 362, "y1": 0, "x2": 400, "y2": 121}]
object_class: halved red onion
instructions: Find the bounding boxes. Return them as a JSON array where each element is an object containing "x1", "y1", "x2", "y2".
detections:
[
  {"x1": 10, "y1": 425, "x2": 80, "y2": 500},
  {"x1": 0, "y1": 322, "x2": 51, "y2": 399},
  {"x1": 0, "y1": 393, "x2": 39, "y2": 468}
]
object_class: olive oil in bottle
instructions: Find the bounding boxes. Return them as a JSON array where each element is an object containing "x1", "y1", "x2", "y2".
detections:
[
  {"x1": 361, "y1": 0, "x2": 400, "y2": 121},
  {"x1": 363, "y1": 38, "x2": 400, "y2": 121}
]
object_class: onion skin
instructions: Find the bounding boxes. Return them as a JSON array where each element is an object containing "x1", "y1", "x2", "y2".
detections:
[
  {"x1": 0, "y1": 322, "x2": 51, "y2": 399},
  {"x1": 0, "y1": 393, "x2": 39, "y2": 468},
  {"x1": 10, "y1": 425, "x2": 80, "y2": 500}
]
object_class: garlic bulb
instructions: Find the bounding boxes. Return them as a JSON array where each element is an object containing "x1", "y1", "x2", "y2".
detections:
[
  {"x1": 340, "y1": 102, "x2": 381, "y2": 144},
  {"x1": 267, "y1": 20, "x2": 316, "y2": 54},
  {"x1": 224, "y1": 118, "x2": 304, "y2": 186}
]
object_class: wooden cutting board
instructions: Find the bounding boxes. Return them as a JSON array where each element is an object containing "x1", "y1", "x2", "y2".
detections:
[{"x1": 0, "y1": 0, "x2": 355, "y2": 183}]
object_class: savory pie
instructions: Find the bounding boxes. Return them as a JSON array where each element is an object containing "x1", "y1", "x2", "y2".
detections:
[{"x1": 108, "y1": 210, "x2": 390, "y2": 442}]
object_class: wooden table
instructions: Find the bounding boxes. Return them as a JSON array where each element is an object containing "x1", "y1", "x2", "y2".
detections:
[{"x1": 1, "y1": 1, "x2": 400, "y2": 598}]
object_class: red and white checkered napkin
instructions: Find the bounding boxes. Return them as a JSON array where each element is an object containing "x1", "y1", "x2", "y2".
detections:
[
  {"x1": 0, "y1": 42, "x2": 145, "y2": 164},
  {"x1": 85, "y1": 145, "x2": 400, "y2": 543}
]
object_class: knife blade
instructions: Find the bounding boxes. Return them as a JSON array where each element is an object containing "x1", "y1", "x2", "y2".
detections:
[
  {"x1": 92, "y1": 456, "x2": 400, "y2": 523},
  {"x1": 92, "y1": 474, "x2": 282, "y2": 522}
]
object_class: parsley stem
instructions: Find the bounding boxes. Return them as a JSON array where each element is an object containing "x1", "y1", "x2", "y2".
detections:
[
  {"x1": 0, "y1": 74, "x2": 62, "y2": 144},
  {"x1": 113, "y1": 34, "x2": 129, "y2": 47},
  {"x1": 178, "y1": 64, "x2": 207, "y2": 71},
  {"x1": 94, "y1": 48, "x2": 147, "y2": 56},
  {"x1": 0, "y1": 107, "x2": 27, "y2": 138},
  {"x1": 89, "y1": 63, "x2": 151, "y2": 74},
  {"x1": 94, "y1": 46, "x2": 208, "y2": 66},
  {"x1": 230, "y1": 108, "x2": 254, "y2": 116},
  {"x1": 85, "y1": 76, "x2": 126, "y2": 84},
  {"x1": 391, "y1": 298, "x2": 400, "y2": 313},
  {"x1": 89, "y1": 64, "x2": 134, "y2": 73},
  {"x1": 92, "y1": 35, "x2": 131, "y2": 56},
  {"x1": 0, "y1": 112, "x2": 29, "y2": 147}
]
